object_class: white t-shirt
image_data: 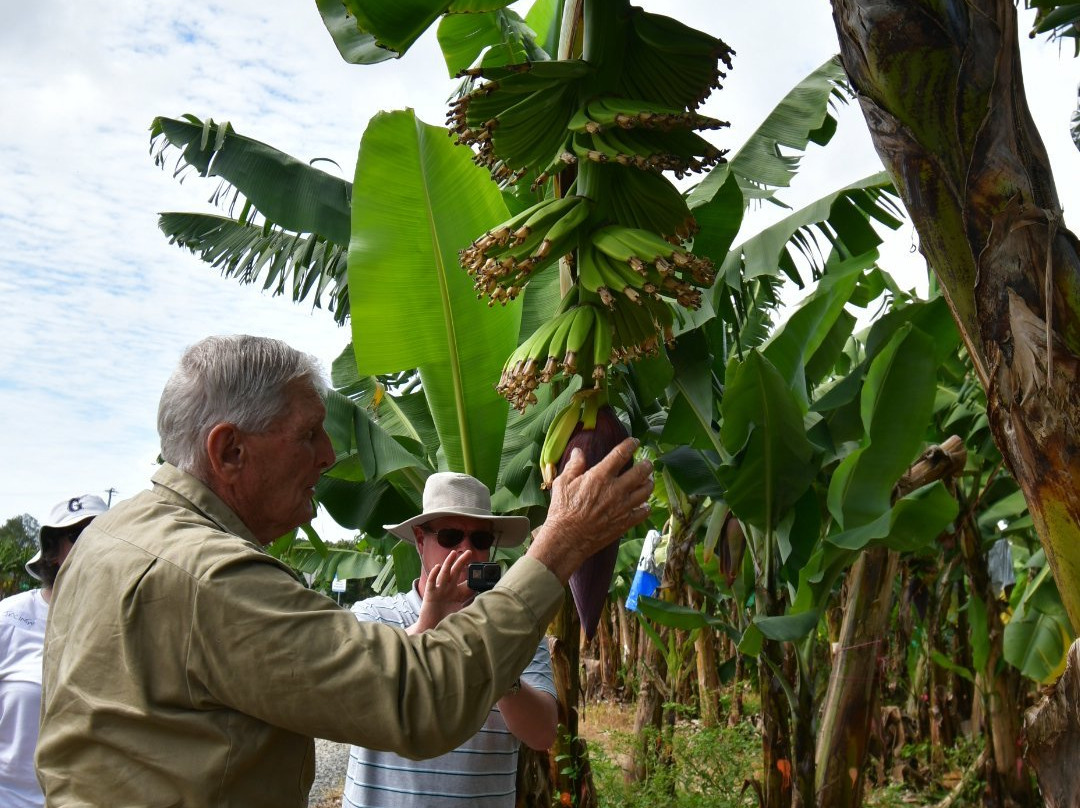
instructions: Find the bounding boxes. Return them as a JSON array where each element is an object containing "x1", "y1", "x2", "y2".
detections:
[{"x1": 1, "y1": 589, "x2": 49, "y2": 808}]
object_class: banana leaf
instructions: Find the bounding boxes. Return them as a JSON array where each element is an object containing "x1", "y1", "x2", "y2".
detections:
[
  {"x1": 330, "y1": 344, "x2": 438, "y2": 459},
  {"x1": 660, "y1": 328, "x2": 724, "y2": 452},
  {"x1": 687, "y1": 56, "x2": 851, "y2": 208},
  {"x1": 761, "y1": 250, "x2": 871, "y2": 409},
  {"x1": 523, "y1": 0, "x2": 565, "y2": 59},
  {"x1": 437, "y1": 7, "x2": 547, "y2": 76},
  {"x1": 753, "y1": 609, "x2": 821, "y2": 643},
  {"x1": 157, "y1": 212, "x2": 350, "y2": 324},
  {"x1": 150, "y1": 114, "x2": 354, "y2": 322},
  {"x1": 349, "y1": 109, "x2": 518, "y2": 487},
  {"x1": 727, "y1": 173, "x2": 902, "y2": 289},
  {"x1": 719, "y1": 350, "x2": 818, "y2": 533},
  {"x1": 150, "y1": 115, "x2": 351, "y2": 245},
  {"x1": 1004, "y1": 558, "x2": 1074, "y2": 681},
  {"x1": 637, "y1": 596, "x2": 729, "y2": 631},
  {"x1": 1005, "y1": 593, "x2": 1072, "y2": 683},
  {"x1": 337, "y1": 0, "x2": 515, "y2": 58},
  {"x1": 827, "y1": 323, "x2": 937, "y2": 529},
  {"x1": 826, "y1": 481, "x2": 958, "y2": 552},
  {"x1": 282, "y1": 543, "x2": 386, "y2": 581},
  {"x1": 315, "y1": 0, "x2": 398, "y2": 65}
]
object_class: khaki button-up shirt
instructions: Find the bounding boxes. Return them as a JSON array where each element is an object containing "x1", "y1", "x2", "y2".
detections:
[{"x1": 38, "y1": 464, "x2": 562, "y2": 807}]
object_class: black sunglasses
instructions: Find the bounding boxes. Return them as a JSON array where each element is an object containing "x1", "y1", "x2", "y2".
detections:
[{"x1": 423, "y1": 527, "x2": 497, "y2": 551}]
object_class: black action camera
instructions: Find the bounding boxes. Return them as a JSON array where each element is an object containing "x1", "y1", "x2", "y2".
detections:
[{"x1": 467, "y1": 562, "x2": 501, "y2": 592}]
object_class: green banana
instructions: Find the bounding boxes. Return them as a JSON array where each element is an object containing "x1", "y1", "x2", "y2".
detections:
[
  {"x1": 489, "y1": 88, "x2": 578, "y2": 173},
  {"x1": 619, "y1": 8, "x2": 733, "y2": 110},
  {"x1": 594, "y1": 251, "x2": 644, "y2": 304},
  {"x1": 629, "y1": 11, "x2": 728, "y2": 59},
  {"x1": 541, "y1": 309, "x2": 579, "y2": 383},
  {"x1": 590, "y1": 310, "x2": 614, "y2": 383},
  {"x1": 561, "y1": 305, "x2": 596, "y2": 376},
  {"x1": 464, "y1": 196, "x2": 596, "y2": 305},
  {"x1": 503, "y1": 315, "x2": 560, "y2": 373},
  {"x1": 539, "y1": 398, "x2": 585, "y2": 489},
  {"x1": 609, "y1": 301, "x2": 632, "y2": 359},
  {"x1": 464, "y1": 198, "x2": 553, "y2": 254},
  {"x1": 575, "y1": 238, "x2": 610, "y2": 302},
  {"x1": 516, "y1": 195, "x2": 582, "y2": 242},
  {"x1": 565, "y1": 304, "x2": 598, "y2": 355},
  {"x1": 532, "y1": 197, "x2": 592, "y2": 262},
  {"x1": 614, "y1": 225, "x2": 681, "y2": 263},
  {"x1": 567, "y1": 107, "x2": 602, "y2": 134},
  {"x1": 592, "y1": 225, "x2": 649, "y2": 263},
  {"x1": 624, "y1": 298, "x2": 661, "y2": 348},
  {"x1": 600, "y1": 165, "x2": 697, "y2": 239},
  {"x1": 571, "y1": 131, "x2": 613, "y2": 164},
  {"x1": 450, "y1": 59, "x2": 596, "y2": 179}
]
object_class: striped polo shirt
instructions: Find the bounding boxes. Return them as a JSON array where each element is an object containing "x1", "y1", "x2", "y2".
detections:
[{"x1": 342, "y1": 585, "x2": 556, "y2": 808}]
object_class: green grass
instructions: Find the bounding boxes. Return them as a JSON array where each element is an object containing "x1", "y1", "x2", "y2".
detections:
[
  {"x1": 583, "y1": 705, "x2": 761, "y2": 808},
  {"x1": 579, "y1": 700, "x2": 990, "y2": 808}
]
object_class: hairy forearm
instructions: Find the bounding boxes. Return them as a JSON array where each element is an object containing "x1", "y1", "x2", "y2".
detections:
[{"x1": 497, "y1": 684, "x2": 558, "y2": 750}]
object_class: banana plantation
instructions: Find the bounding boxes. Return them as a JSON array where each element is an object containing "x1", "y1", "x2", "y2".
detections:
[{"x1": 149, "y1": 1, "x2": 1080, "y2": 805}]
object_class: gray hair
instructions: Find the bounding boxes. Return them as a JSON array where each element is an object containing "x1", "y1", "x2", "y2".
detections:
[{"x1": 157, "y1": 335, "x2": 326, "y2": 475}]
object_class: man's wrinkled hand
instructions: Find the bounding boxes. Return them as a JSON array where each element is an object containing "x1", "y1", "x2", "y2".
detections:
[{"x1": 528, "y1": 437, "x2": 653, "y2": 583}]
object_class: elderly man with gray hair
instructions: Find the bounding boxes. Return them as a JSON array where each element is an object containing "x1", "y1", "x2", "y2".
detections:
[{"x1": 38, "y1": 334, "x2": 653, "y2": 808}]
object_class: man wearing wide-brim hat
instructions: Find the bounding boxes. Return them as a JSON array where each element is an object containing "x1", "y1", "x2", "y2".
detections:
[
  {"x1": 1, "y1": 494, "x2": 107, "y2": 808},
  {"x1": 342, "y1": 472, "x2": 557, "y2": 808}
]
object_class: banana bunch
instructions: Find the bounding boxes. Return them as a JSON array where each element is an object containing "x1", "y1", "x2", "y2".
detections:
[
  {"x1": 448, "y1": 60, "x2": 593, "y2": 183},
  {"x1": 497, "y1": 302, "x2": 613, "y2": 412},
  {"x1": 453, "y1": 0, "x2": 733, "y2": 416},
  {"x1": 460, "y1": 195, "x2": 592, "y2": 305},
  {"x1": 579, "y1": 225, "x2": 715, "y2": 311},
  {"x1": 617, "y1": 7, "x2": 734, "y2": 111}
]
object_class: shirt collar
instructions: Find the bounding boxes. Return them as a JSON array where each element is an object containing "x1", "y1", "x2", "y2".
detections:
[{"x1": 151, "y1": 463, "x2": 261, "y2": 547}]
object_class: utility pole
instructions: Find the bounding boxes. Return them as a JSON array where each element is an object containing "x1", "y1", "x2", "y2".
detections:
[{"x1": 105, "y1": 488, "x2": 118, "y2": 507}]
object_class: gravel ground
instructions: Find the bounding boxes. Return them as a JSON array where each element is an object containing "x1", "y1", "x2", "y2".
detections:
[{"x1": 309, "y1": 738, "x2": 349, "y2": 807}]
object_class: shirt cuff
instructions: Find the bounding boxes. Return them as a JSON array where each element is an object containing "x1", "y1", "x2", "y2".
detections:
[{"x1": 494, "y1": 556, "x2": 564, "y2": 625}]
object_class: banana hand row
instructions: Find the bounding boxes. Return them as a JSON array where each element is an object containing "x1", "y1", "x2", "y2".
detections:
[
  {"x1": 571, "y1": 129, "x2": 726, "y2": 178},
  {"x1": 578, "y1": 225, "x2": 715, "y2": 310},
  {"x1": 497, "y1": 302, "x2": 614, "y2": 412},
  {"x1": 569, "y1": 96, "x2": 728, "y2": 134},
  {"x1": 460, "y1": 195, "x2": 593, "y2": 305},
  {"x1": 448, "y1": 61, "x2": 593, "y2": 182},
  {"x1": 617, "y1": 7, "x2": 735, "y2": 112}
]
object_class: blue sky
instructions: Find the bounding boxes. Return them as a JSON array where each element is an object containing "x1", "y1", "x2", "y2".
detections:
[{"x1": 1, "y1": 1, "x2": 1078, "y2": 540}]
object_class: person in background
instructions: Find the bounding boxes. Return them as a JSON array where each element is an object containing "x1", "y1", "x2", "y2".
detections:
[
  {"x1": 37, "y1": 334, "x2": 652, "y2": 808},
  {"x1": 343, "y1": 472, "x2": 557, "y2": 808},
  {"x1": 0, "y1": 494, "x2": 107, "y2": 808}
]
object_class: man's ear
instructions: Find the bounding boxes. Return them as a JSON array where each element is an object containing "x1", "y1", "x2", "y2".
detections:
[
  {"x1": 206, "y1": 423, "x2": 245, "y2": 481},
  {"x1": 413, "y1": 526, "x2": 426, "y2": 552}
]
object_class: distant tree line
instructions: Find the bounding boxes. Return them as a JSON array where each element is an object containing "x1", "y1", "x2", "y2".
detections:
[{"x1": 1, "y1": 514, "x2": 39, "y2": 597}]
